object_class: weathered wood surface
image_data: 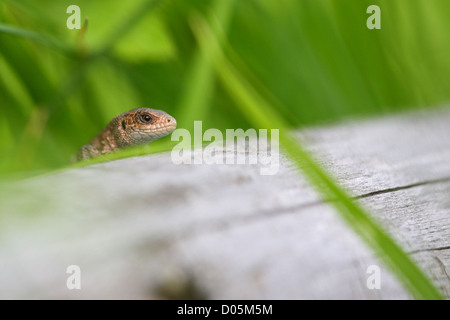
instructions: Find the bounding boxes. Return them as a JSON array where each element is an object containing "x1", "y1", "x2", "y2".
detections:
[{"x1": 1, "y1": 108, "x2": 449, "y2": 299}]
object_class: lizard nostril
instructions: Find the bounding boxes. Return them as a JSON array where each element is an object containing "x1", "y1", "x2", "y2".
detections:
[{"x1": 167, "y1": 119, "x2": 171, "y2": 122}]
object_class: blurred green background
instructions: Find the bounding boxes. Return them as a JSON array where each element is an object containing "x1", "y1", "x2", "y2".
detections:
[{"x1": 1, "y1": 0, "x2": 450, "y2": 175}]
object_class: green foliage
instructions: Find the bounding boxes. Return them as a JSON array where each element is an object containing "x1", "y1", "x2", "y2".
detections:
[
  {"x1": 1, "y1": 0, "x2": 449, "y2": 174},
  {"x1": 0, "y1": 0, "x2": 447, "y2": 299}
]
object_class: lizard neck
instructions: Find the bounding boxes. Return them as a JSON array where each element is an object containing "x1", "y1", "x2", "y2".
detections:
[{"x1": 89, "y1": 118, "x2": 122, "y2": 154}]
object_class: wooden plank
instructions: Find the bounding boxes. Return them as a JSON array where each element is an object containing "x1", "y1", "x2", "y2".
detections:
[{"x1": 0, "y1": 108, "x2": 449, "y2": 299}]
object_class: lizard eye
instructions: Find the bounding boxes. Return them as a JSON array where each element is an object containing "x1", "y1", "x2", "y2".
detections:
[{"x1": 138, "y1": 113, "x2": 153, "y2": 123}]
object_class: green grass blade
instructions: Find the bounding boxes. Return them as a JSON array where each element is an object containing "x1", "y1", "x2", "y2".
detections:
[
  {"x1": 176, "y1": 0, "x2": 235, "y2": 131},
  {"x1": 190, "y1": 9, "x2": 443, "y2": 300},
  {"x1": 0, "y1": 23, "x2": 72, "y2": 55}
]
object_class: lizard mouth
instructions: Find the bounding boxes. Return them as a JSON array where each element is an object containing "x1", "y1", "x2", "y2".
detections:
[
  {"x1": 158, "y1": 115, "x2": 177, "y2": 133},
  {"x1": 132, "y1": 115, "x2": 177, "y2": 142},
  {"x1": 165, "y1": 116, "x2": 177, "y2": 129}
]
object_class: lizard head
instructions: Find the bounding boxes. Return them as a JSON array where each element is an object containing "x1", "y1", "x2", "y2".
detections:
[{"x1": 119, "y1": 108, "x2": 177, "y2": 145}]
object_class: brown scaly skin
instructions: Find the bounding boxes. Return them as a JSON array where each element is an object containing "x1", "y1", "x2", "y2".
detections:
[{"x1": 77, "y1": 108, "x2": 177, "y2": 161}]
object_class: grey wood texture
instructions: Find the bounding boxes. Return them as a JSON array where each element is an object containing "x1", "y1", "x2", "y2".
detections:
[{"x1": 0, "y1": 108, "x2": 449, "y2": 299}]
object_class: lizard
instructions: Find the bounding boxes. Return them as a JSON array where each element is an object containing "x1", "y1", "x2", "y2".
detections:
[{"x1": 77, "y1": 108, "x2": 177, "y2": 161}]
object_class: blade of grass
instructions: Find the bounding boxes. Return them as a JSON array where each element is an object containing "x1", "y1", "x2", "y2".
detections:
[
  {"x1": 0, "y1": 23, "x2": 73, "y2": 56},
  {"x1": 0, "y1": 53, "x2": 34, "y2": 115},
  {"x1": 190, "y1": 8, "x2": 443, "y2": 300},
  {"x1": 176, "y1": 0, "x2": 235, "y2": 132},
  {"x1": 68, "y1": 138, "x2": 177, "y2": 168}
]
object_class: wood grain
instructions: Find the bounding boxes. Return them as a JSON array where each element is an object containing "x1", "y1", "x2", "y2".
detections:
[{"x1": 0, "y1": 108, "x2": 449, "y2": 299}]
